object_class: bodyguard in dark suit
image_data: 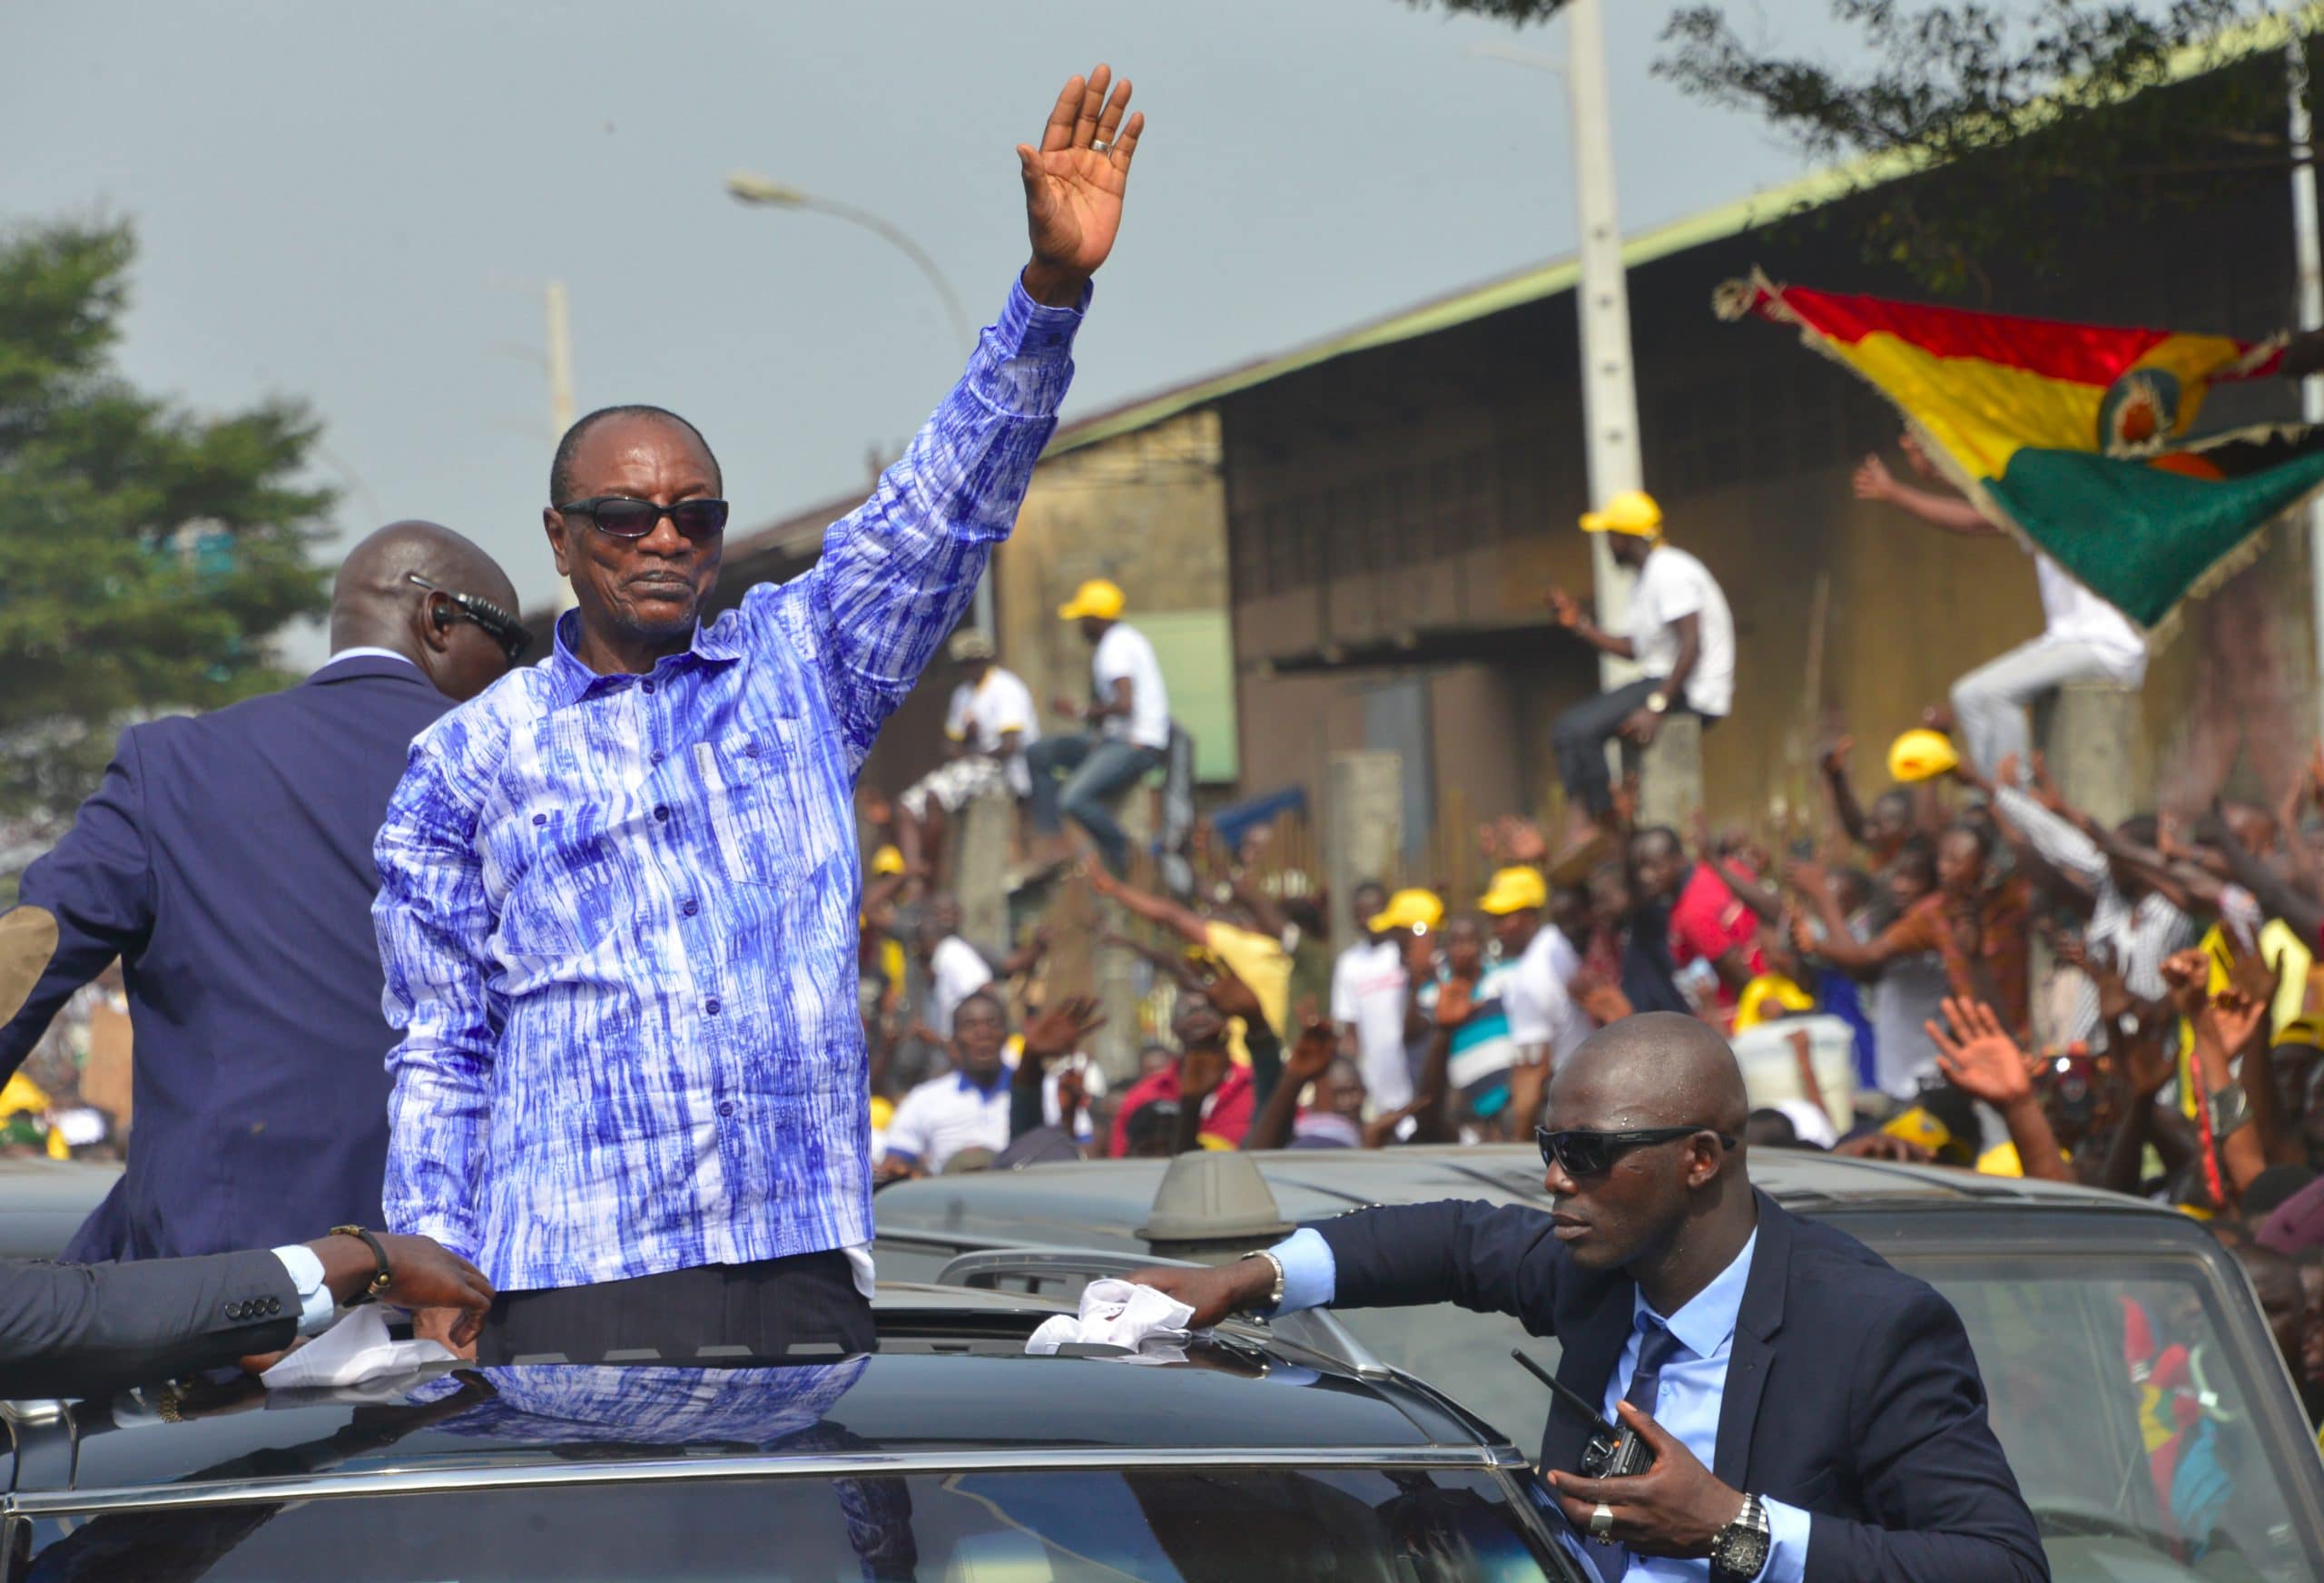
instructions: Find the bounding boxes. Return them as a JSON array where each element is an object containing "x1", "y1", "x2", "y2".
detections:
[
  {"x1": 0, "y1": 521, "x2": 523, "y2": 1263},
  {"x1": 1137, "y1": 1013, "x2": 2047, "y2": 1583},
  {"x1": 0, "y1": 1229, "x2": 493, "y2": 1400}
]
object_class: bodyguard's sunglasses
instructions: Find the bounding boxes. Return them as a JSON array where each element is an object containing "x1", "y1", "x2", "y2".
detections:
[
  {"x1": 406, "y1": 574, "x2": 533, "y2": 665},
  {"x1": 555, "y1": 495, "x2": 730, "y2": 541},
  {"x1": 1536, "y1": 1125, "x2": 1736, "y2": 1179}
]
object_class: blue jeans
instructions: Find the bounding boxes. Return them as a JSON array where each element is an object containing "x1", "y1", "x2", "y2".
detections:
[{"x1": 1026, "y1": 734, "x2": 1164, "y2": 874}]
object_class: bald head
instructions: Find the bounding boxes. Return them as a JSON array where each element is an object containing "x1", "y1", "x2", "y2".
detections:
[
  {"x1": 1551, "y1": 1012, "x2": 1751, "y2": 1137},
  {"x1": 330, "y1": 522, "x2": 520, "y2": 702},
  {"x1": 331, "y1": 521, "x2": 517, "y2": 649}
]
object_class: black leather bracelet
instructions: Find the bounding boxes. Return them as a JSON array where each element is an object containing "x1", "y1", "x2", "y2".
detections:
[{"x1": 329, "y1": 1224, "x2": 394, "y2": 1304}]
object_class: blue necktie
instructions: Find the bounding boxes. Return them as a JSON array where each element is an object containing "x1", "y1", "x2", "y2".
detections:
[{"x1": 1590, "y1": 1319, "x2": 1684, "y2": 1583}]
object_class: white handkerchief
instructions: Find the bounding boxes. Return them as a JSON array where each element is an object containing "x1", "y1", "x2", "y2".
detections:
[
  {"x1": 1024, "y1": 1278, "x2": 1196, "y2": 1361},
  {"x1": 261, "y1": 1305, "x2": 454, "y2": 1390}
]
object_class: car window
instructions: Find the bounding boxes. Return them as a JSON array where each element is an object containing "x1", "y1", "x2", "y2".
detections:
[
  {"x1": 1898, "y1": 1252, "x2": 2319, "y2": 1583},
  {"x1": 23, "y1": 1465, "x2": 1580, "y2": 1582}
]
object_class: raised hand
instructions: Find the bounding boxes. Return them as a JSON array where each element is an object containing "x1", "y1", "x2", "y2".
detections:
[
  {"x1": 1180, "y1": 1041, "x2": 1231, "y2": 1102},
  {"x1": 1019, "y1": 65, "x2": 1144, "y2": 305},
  {"x1": 2160, "y1": 947, "x2": 2212, "y2": 1019},
  {"x1": 1545, "y1": 586, "x2": 1585, "y2": 629},
  {"x1": 1023, "y1": 995, "x2": 1106, "y2": 1062},
  {"x1": 1926, "y1": 997, "x2": 2034, "y2": 1107},
  {"x1": 1200, "y1": 960, "x2": 1267, "y2": 1027},
  {"x1": 1284, "y1": 999, "x2": 1336, "y2": 1085},
  {"x1": 1433, "y1": 977, "x2": 1475, "y2": 1029},
  {"x1": 1817, "y1": 734, "x2": 1854, "y2": 776},
  {"x1": 1852, "y1": 454, "x2": 1896, "y2": 501},
  {"x1": 2199, "y1": 980, "x2": 2270, "y2": 1057},
  {"x1": 1835, "y1": 1133, "x2": 1935, "y2": 1164}
]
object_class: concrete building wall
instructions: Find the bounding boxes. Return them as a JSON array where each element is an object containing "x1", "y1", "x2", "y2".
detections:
[
  {"x1": 1218, "y1": 162, "x2": 2319, "y2": 842},
  {"x1": 995, "y1": 408, "x2": 1227, "y2": 754}
]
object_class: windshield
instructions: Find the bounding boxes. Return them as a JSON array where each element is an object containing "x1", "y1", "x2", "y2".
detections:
[
  {"x1": 22, "y1": 1465, "x2": 1573, "y2": 1582},
  {"x1": 1330, "y1": 1243, "x2": 2319, "y2": 1582}
]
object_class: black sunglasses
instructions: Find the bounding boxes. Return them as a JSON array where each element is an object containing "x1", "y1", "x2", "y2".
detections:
[
  {"x1": 555, "y1": 495, "x2": 729, "y2": 541},
  {"x1": 1536, "y1": 1125, "x2": 1737, "y2": 1179},
  {"x1": 407, "y1": 574, "x2": 532, "y2": 665}
]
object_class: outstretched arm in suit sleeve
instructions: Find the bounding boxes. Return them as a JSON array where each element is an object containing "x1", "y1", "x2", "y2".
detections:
[
  {"x1": 0, "y1": 728, "x2": 155, "y2": 1075},
  {"x1": 0, "y1": 1249, "x2": 296, "y2": 1399},
  {"x1": 374, "y1": 743, "x2": 498, "y2": 1268},
  {"x1": 1801, "y1": 1287, "x2": 2048, "y2": 1583},
  {"x1": 1314, "y1": 1200, "x2": 1567, "y2": 1334}
]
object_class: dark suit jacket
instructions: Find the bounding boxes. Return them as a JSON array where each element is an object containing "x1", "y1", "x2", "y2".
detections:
[
  {"x1": 1317, "y1": 1192, "x2": 2048, "y2": 1583},
  {"x1": 0, "y1": 1247, "x2": 297, "y2": 1399},
  {"x1": 0, "y1": 657, "x2": 457, "y2": 1262}
]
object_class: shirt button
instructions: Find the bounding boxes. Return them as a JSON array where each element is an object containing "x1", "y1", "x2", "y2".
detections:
[
  {"x1": 643, "y1": 681, "x2": 656, "y2": 695},
  {"x1": 651, "y1": 751, "x2": 665, "y2": 766},
  {"x1": 743, "y1": 741, "x2": 760, "y2": 758},
  {"x1": 718, "y1": 1101, "x2": 735, "y2": 1117},
  {"x1": 532, "y1": 813, "x2": 547, "y2": 828},
  {"x1": 682, "y1": 899, "x2": 699, "y2": 917},
  {"x1": 705, "y1": 997, "x2": 722, "y2": 1016},
  {"x1": 655, "y1": 805, "x2": 670, "y2": 822}
]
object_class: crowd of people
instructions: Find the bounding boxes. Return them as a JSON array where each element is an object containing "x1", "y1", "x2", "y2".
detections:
[{"x1": 838, "y1": 439, "x2": 2324, "y2": 1452}]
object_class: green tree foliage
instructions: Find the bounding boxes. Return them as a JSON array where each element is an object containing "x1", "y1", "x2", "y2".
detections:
[
  {"x1": 0, "y1": 218, "x2": 332, "y2": 831},
  {"x1": 1402, "y1": 0, "x2": 1569, "y2": 21},
  {"x1": 1657, "y1": 1, "x2": 2299, "y2": 298}
]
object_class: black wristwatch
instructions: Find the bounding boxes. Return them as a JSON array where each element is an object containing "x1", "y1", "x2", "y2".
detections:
[
  {"x1": 330, "y1": 1224, "x2": 395, "y2": 1305},
  {"x1": 1709, "y1": 1492, "x2": 1771, "y2": 1581}
]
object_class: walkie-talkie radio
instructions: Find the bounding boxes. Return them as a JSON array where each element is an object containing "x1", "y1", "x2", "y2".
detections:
[{"x1": 1511, "y1": 1349, "x2": 1656, "y2": 1478}]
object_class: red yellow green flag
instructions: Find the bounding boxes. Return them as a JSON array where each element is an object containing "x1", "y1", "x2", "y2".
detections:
[{"x1": 1716, "y1": 272, "x2": 2324, "y2": 632}]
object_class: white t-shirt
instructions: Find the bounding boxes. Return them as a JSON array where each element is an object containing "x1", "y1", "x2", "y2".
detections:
[
  {"x1": 1625, "y1": 546, "x2": 1735, "y2": 718},
  {"x1": 1330, "y1": 938, "x2": 1413, "y2": 1111},
  {"x1": 944, "y1": 665, "x2": 1041, "y2": 795},
  {"x1": 2031, "y1": 552, "x2": 2146, "y2": 683},
  {"x1": 1092, "y1": 623, "x2": 1171, "y2": 751},
  {"x1": 927, "y1": 935, "x2": 994, "y2": 1037},
  {"x1": 883, "y1": 1057, "x2": 1105, "y2": 1172},
  {"x1": 1502, "y1": 925, "x2": 1591, "y2": 1067}
]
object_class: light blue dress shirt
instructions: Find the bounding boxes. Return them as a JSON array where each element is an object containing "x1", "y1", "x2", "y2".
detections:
[
  {"x1": 1271, "y1": 1224, "x2": 1809, "y2": 1581},
  {"x1": 374, "y1": 280, "x2": 1083, "y2": 1292},
  {"x1": 269, "y1": 1243, "x2": 341, "y2": 1334}
]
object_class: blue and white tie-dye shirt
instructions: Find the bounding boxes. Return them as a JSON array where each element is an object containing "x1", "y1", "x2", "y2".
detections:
[{"x1": 373, "y1": 279, "x2": 1083, "y2": 1292}]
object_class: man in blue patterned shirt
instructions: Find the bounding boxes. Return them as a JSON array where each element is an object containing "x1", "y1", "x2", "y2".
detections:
[{"x1": 373, "y1": 64, "x2": 1146, "y2": 1363}]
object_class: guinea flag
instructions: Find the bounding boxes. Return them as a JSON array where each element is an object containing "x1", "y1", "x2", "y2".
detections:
[{"x1": 1716, "y1": 271, "x2": 2324, "y2": 633}]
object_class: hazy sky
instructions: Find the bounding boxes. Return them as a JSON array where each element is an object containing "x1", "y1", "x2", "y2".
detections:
[{"x1": 5, "y1": 0, "x2": 1849, "y2": 659}]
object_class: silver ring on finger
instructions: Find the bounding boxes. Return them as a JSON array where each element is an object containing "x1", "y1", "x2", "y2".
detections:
[
  {"x1": 1589, "y1": 1502, "x2": 1616, "y2": 1542},
  {"x1": 1089, "y1": 140, "x2": 1111, "y2": 155}
]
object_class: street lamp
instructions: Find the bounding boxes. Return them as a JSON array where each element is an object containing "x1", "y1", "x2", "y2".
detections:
[
  {"x1": 726, "y1": 172, "x2": 994, "y2": 637},
  {"x1": 725, "y1": 172, "x2": 975, "y2": 357}
]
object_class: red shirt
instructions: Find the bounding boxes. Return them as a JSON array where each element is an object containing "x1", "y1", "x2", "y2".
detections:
[
  {"x1": 1108, "y1": 1063, "x2": 1256, "y2": 1156},
  {"x1": 1668, "y1": 863, "x2": 1765, "y2": 1008}
]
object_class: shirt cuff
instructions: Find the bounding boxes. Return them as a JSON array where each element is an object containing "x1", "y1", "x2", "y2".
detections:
[
  {"x1": 977, "y1": 278, "x2": 1088, "y2": 415},
  {"x1": 1270, "y1": 1226, "x2": 1337, "y2": 1314},
  {"x1": 1758, "y1": 1497, "x2": 1812, "y2": 1583},
  {"x1": 270, "y1": 1244, "x2": 340, "y2": 1336}
]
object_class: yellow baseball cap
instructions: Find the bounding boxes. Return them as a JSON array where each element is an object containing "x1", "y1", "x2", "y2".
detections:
[
  {"x1": 1887, "y1": 728, "x2": 1960, "y2": 784},
  {"x1": 1367, "y1": 888, "x2": 1445, "y2": 934},
  {"x1": 1478, "y1": 866, "x2": 1549, "y2": 916},
  {"x1": 1057, "y1": 578, "x2": 1127, "y2": 622},
  {"x1": 871, "y1": 844, "x2": 908, "y2": 877},
  {"x1": 1579, "y1": 489, "x2": 1664, "y2": 537}
]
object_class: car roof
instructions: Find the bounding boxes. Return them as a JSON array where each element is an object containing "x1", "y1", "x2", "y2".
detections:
[
  {"x1": 0, "y1": 1158, "x2": 121, "y2": 1260},
  {"x1": 5, "y1": 1284, "x2": 1512, "y2": 1511},
  {"x1": 872, "y1": 1143, "x2": 2177, "y2": 1253}
]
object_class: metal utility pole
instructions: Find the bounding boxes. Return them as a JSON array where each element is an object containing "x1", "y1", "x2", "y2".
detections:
[
  {"x1": 546, "y1": 279, "x2": 576, "y2": 439},
  {"x1": 1564, "y1": 0, "x2": 1647, "y2": 689},
  {"x1": 2291, "y1": 33, "x2": 2324, "y2": 737}
]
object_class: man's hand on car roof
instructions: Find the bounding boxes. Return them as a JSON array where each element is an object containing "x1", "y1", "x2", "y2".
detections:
[{"x1": 1123, "y1": 1258, "x2": 1275, "y2": 1330}]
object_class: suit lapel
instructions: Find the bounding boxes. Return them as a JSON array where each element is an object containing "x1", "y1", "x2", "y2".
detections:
[
  {"x1": 1712, "y1": 1191, "x2": 1792, "y2": 1488},
  {"x1": 1540, "y1": 1277, "x2": 1636, "y2": 1473}
]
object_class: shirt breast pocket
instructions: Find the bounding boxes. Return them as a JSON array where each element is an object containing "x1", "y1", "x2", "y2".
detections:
[{"x1": 694, "y1": 725, "x2": 834, "y2": 890}]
